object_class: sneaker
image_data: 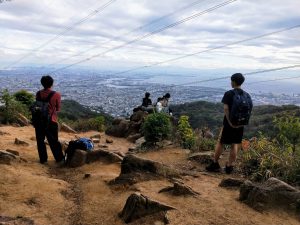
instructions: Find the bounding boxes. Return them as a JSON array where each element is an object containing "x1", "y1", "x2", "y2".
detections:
[
  {"x1": 225, "y1": 165, "x2": 234, "y2": 174},
  {"x1": 206, "y1": 161, "x2": 221, "y2": 172}
]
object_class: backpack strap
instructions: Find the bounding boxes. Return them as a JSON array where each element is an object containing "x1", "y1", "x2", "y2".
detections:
[{"x1": 37, "y1": 91, "x2": 56, "y2": 102}]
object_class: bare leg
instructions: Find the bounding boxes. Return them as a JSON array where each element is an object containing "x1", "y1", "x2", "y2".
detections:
[
  {"x1": 214, "y1": 142, "x2": 224, "y2": 162},
  {"x1": 228, "y1": 144, "x2": 240, "y2": 166}
]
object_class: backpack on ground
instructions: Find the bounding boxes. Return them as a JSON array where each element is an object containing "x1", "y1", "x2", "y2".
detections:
[
  {"x1": 65, "y1": 138, "x2": 94, "y2": 165},
  {"x1": 229, "y1": 89, "x2": 253, "y2": 126},
  {"x1": 30, "y1": 91, "x2": 56, "y2": 127}
]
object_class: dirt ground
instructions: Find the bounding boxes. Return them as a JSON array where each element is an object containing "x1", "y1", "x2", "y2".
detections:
[{"x1": 0, "y1": 125, "x2": 299, "y2": 225}]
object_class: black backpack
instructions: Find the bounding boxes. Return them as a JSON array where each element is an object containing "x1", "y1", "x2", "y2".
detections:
[
  {"x1": 229, "y1": 89, "x2": 253, "y2": 126},
  {"x1": 30, "y1": 91, "x2": 55, "y2": 127}
]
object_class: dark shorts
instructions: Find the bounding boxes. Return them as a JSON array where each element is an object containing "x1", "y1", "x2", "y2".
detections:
[{"x1": 219, "y1": 125, "x2": 244, "y2": 144}]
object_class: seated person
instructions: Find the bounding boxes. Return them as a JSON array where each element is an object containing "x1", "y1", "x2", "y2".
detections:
[{"x1": 141, "y1": 92, "x2": 154, "y2": 113}]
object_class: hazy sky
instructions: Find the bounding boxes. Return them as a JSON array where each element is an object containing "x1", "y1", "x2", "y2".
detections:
[{"x1": 0, "y1": 0, "x2": 299, "y2": 74}]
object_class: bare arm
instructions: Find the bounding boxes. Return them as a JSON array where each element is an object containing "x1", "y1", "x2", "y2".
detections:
[{"x1": 224, "y1": 104, "x2": 236, "y2": 128}]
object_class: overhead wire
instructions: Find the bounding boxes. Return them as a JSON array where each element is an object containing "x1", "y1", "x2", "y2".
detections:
[
  {"x1": 108, "y1": 24, "x2": 300, "y2": 77},
  {"x1": 47, "y1": 0, "x2": 212, "y2": 67},
  {"x1": 3, "y1": 0, "x2": 118, "y2": 70},
  {"x1": 48, "y1": 0, "x2": 238, "y2": 74}
]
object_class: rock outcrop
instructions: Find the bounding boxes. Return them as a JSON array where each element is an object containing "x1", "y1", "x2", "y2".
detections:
[
  {"x1": 239, "y1": 177, "x2": 300, "y2": 212},
  {"x1": 119, "y1": 193, "x2": 176, "y2": 223},
  {"x1": 159, "y1": 182, "x2": 200, "y2": 196},
  {"x1": 110, "y1": 154, "x2": 180, "y2": 185},
  {"x1": 219, "y1": 178, "x2": 245, "y2": 188}
]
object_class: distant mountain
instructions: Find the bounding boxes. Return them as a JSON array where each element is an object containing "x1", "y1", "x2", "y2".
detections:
[
  {"x1": 60, "y1": 100, "x2": 112, "y2": 123},
  {"x1": 171, "y1": 101, "x2": 300, "y2": 138}
]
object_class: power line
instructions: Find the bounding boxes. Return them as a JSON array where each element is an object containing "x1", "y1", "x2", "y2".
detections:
[
  {"x1": 108, "y1": 24, "x2": 300, "y2": 77},
  {"x1": 3, "y1": 0, "x2": 117, "y2": 70},
  {"x1": 247, "y1": 72, "x2": 300, "y2": 85},
  {"x1": 49, "y1": 0, "x2": 238, "y2": 74},
  {"x1": 48, "y1": 0, "x2": 212, "y2": 68},
  {"x1": 174, "y1": 64, "x2": 300, "y2": 86}
]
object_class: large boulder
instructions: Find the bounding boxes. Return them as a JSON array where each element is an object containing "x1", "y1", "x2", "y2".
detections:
[
  {"x1": 67, "y1": 150, "x2": 87, "y2": 168},
  {"x1": 130, "y1": 111, "x2": 147, "y2": 123},
  {"x1": 119, "y1": 193, "x2": 176, "y2": 223},
  {"x1": 110, "y1": 154, "x2": 180, "y2": 185},
  {"x1": 239, "y1": 177, "x2": 300, "y2": 212},
  {"x1": 105, "y1": 119, "x2": 130, "y2": 137},
  {"x1": 86, "y1": 149, "x2": 123, "y2": 163}
]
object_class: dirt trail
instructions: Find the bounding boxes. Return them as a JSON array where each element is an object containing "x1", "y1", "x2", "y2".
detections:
[{"x1": 0, "y1": 126, "x2": 299, "y2": 225}]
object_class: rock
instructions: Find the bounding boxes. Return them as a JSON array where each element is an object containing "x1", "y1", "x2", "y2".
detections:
[
  {"x1": 5, "y1": 149, "x2": 20, "y2": 156},
  {"x1": 67, "y1": 150, "x2": 87, "y2": 168},
  {"x1": 0, "y1": 216, "x2": 35, "y2": 225},
  {"x1": 239, "y1": 178, "x2": 300, "y2": 212},
  {"x1": 188, "y1": 152, "x2": 214, "y2": 165},
  {"x1": 86, "y1": 149, "x2": 123, "y2": 163},
  {"x1": 126, "y1": 121, "x2": 142, "y2": 137},
  {"x1": 112, "y1": 118, "x2": 124, "y2": 125},
  {"x1": 113, "y1": 151, "x2": 126, "y2": 158},
  {"x1": 110, "y1": 154, "x2": 180, "y2": 185},
  {"x1": 127, "y1": 133, "x2": 142, "y2": 143},
  {"x1": 98, "y1": 144, "x2": 108, "y2": 148},
  {"x1": 106, "y1": 119, "x2": 130, "y2": 137},
  {"x1": 106, "y1": 138, "x2": 113, "y2": 144},
  {"x1": 30, "y1": 136, "x2": 36, "y2": 141},
  {"x1": 159, "y1": 182, "x2": 200, "y2": 196},
  {"x1": 84, "y1": 174, "x2": 91, "y2": 179},
  {"x1": 60, "y1": 122, "x2": 77, "y2": 133},
  {"x1": 17, "y1": 113, "x2": 30, "y2": 126},
  {"x1": 219, "y1": 178, "x2": 245, "y2": 188},
  {"x1": 130, "y1": 111, "x2": 147, "y2": 122},
  {"x1": 90, "y1": 133, "x2": 101, "y2": 139},
  {"x1": 0, "y1": 150, "x2": 18, "y2": 165},
  {"x1": 119, "y1": 193, "x2": 176, "y2": 223},
  {"x1": 91, "y1": 138, "x2": 100, "y2": 143},
  {"x1": 135, "y1": 137, "x2": 146, "y2": 146},
  {"x1": 14, "y1": 138, "x2": 29, "y2": 146}
]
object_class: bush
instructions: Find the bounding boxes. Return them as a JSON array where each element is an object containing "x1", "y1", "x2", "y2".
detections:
[
  {"x1": 13, "y1": 90, "x2": 35, "y2": 108},
  {"x1": 142, "y1": 113, "x2": 172, "y2": 144},
  {"x1": 70, "y1": 116, "x2": 106, "y2": 132},
  {"x1": 191, "y1": 137, "x2": 216, "y2": 152},
  {"x1": 177, "y1": 115, "x2": 196, "y2": 149},
  {"x1": 241, "y1": 137, "x2": 300, "y2": 185},
  {"x1": 0, "y1": 89, "x2": 29, "y2": 124}
]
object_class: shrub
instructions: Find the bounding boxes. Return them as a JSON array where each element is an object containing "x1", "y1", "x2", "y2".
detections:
[
  {"x1": 0, "y1": 89, "x2": 29, "y2": 124},
  {"x1": 142, "y1": 113, "x2": 172, "y2": 144},
  {"x1": 241, "y1": 137, "x2": 300, "y2": 185},
  {"x1": 177, "y1": 115, "x2": 196, "y2": 149},
  {"x1": 13, "y1": 90, "x2": 35, "y2": 108},
  {"x1": 71, "y1": 116, "x2": 106, "y2": 132},
  {"x1": 192, "y1": 137, "x2": 216, "y2": 152}
]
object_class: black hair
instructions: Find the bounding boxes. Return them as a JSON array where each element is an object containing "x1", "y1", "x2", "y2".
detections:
[
  {"x1": 157, "y1": 97, "x2": 162, "y2": 102},
  {"x1": 231, "y1": 73, "x2": 245, "y2": 86},
  {"x1": 164, "y1": 93, "x2": 171, "y2": 98},
  {"x1": 145, "y1": 92, "x2": 150, "y2": 98},
  {"x1": 41, "y1": 75, "x2": 54, "y2": 89}
]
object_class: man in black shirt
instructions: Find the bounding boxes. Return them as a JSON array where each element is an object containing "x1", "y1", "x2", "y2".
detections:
[{"x1": 206, "y1": 73, "x2": 252, "y2": 174}]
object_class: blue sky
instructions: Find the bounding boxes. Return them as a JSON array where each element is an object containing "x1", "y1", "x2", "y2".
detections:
[{"x1": 0, "y1": 0, "x2": 299, "y2": 74}]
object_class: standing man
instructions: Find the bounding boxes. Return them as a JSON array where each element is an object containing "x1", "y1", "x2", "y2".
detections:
[
  {"x1": 206, "y1": 73, "x2": 252, "y2": 174},
  {"x1": 34, "y1": 75, "x2": 64, "y2": 164}
]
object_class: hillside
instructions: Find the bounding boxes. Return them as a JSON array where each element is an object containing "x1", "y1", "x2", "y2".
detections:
[
  {"x1": 0, "y1": 126, "x2": 299, "y2": 225},
  {"x1": 172, "y1": 101, "x2": 300, "y2": 138}
]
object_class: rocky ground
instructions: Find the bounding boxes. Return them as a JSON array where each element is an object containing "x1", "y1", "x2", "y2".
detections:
[{"x1": 0, "y1": 125, "x2": 299, "y2": 225}]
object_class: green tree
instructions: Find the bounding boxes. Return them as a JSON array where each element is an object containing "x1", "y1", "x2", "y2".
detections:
[
  {"x1": 274, "y1": 115, "x2": 300, "y2": 153},
  {"x1": 13, "y1": 90, "x2": 35, "y2": 108},
  {"x1": 0, "y1": 89, "x2": 28, "y2": 124},
  {"x1": 142, "y1": 113, "x2": 171, "y2": 144},
  {"x1": 177, "y1": 115, "x2": 195, "y2": 149}
]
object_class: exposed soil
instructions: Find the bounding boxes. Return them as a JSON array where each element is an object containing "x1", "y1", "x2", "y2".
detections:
[{"x1": 0, "y1": 126, "x2": 299, "y2": 225}]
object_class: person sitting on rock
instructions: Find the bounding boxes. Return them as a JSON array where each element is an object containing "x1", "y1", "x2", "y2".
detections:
[
  {"x1": 141, "y1": 92, "x2": 154, "y2": 113},
  {"x1": 156, "y1": 97, "x2": 164, "y2": 113},
  {"x1": 161, "y1": 93, "x2": 172, "y2": 115}
]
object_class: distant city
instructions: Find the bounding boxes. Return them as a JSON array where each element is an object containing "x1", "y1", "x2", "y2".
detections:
[{"x1": 0, "y1": 68, "x2": 299, "y2": 117}]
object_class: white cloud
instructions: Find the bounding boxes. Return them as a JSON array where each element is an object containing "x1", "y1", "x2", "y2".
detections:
[{"x1": 0, "y1": 0, "x2": 299, "y2": 73}]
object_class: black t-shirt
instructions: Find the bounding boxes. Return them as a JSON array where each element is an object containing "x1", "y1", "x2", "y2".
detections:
[
  {"x1": 142, "y1": 98, "x2": 152, "y2": 107},
  {"x1": 222, "y1": 88, "x2": 244, "y2": 126}
]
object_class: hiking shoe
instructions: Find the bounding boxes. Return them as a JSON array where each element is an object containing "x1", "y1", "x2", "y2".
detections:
[
  {"x1": 225, "y1": 165, "x2": 234, "y2": 174},
  {"x1": 206, "y1": 161, "x2": 221, "y2": 172}
]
